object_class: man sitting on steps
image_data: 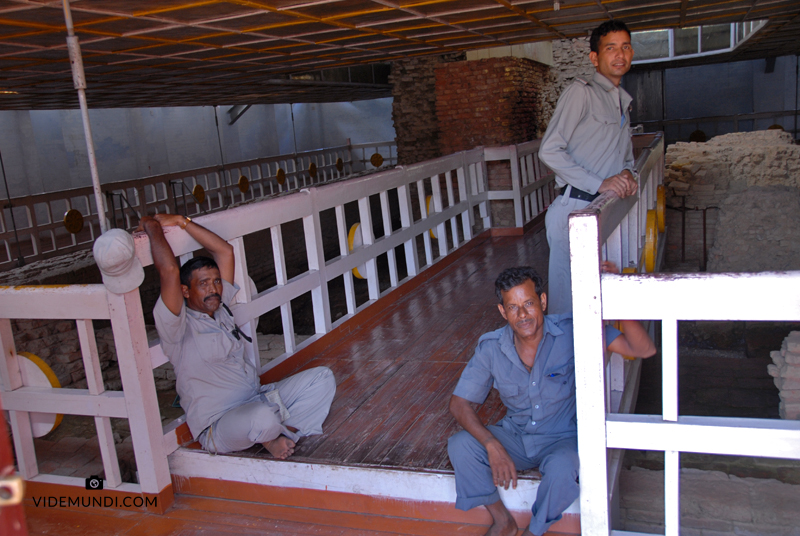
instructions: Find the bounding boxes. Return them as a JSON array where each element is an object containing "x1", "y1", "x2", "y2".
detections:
[
  {"x1": 448, "y1": 265, "x2": 656, "y2": 536},
  {"x1": 140, "y1": 213, "x2": 335, "y2": 458}
]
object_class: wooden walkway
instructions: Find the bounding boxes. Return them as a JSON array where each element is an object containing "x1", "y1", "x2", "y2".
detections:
[
  {"x1": 24, "y1": 228, "x2": 559, "y2": 536},
  {"x1": 247, "y1": 228, "x2": 550, "y2": 470}
]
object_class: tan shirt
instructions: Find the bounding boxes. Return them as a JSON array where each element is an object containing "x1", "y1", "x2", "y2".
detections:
[
  {"x1": 539, "y1": 71, "x2": 635, "y2": 194},
  {"x1": 153, "y1": 280, "x2": 260, "y2": 438}
]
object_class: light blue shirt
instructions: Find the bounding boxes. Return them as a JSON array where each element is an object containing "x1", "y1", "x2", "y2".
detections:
[{"x1": 453, "y1": 314, "x2": 620, "y2": 456}]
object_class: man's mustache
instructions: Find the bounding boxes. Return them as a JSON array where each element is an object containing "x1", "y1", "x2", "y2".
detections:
[{"x1": 204, "y1": 293, "x2": 221, "y2": 302}]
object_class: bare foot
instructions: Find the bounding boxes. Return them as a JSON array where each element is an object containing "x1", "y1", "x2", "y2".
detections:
[
  {"x1": 484, "y1": 501, "x2": 519, "y2": 536},
  {"x1": 263, "y1": 436, "x2": 295, "y2": 459}
]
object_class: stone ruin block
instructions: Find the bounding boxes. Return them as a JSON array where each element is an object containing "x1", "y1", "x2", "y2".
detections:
[{"x1": 770, "y1": 331, "x2": 800, "y2": 420}]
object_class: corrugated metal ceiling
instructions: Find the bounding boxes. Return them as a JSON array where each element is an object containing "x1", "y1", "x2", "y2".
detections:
[{"x1": 1, "y1": 0, "x2": 799, "y2": 110}]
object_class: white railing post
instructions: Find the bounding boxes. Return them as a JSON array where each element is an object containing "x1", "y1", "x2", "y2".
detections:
[
  {"x1": 397, "y1": 183, "x2": 419, "y2": 278},
  {"x1": 303, "y1": 188, "x2": 333, "y2": 334},
  {"x1": 229, "y1": 236, "x2": 260, "y2": 367},
  {"x1": 357, "y1": 196, "x2": 380, "y2": 300},
  {"x1": 270, "y1": 224, "x2": 296, "y2": 355},
  {"x1": 107, "y1": 289, "x2": 171, "y2": 495},
  {"x1": 76, "y1": 319, "x2": 123, "y2": 488},
  {"x1": 569, "y1": 208, "x2": 611, "y2": 536},
  {"x1": 0, "y1": 318, "x2": 38, "y2": 480}
]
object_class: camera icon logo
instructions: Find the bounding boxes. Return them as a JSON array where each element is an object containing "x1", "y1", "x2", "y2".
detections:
[{"x1": 85, "y1": 476, "x2": 103, "y2": 490}]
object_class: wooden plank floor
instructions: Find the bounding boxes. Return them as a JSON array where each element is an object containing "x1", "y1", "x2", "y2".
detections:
[
  {"x1": 24, "y1": 229, "x2": 557, "y2": 536},
  {"x1": 247, "y1": 229, "x2": 550, "y2": 471}
]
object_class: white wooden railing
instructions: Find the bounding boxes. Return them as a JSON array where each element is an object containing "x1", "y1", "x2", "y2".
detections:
[
  {"x1": 0, "y1": 134, "x2": 659, "y2": 509},
  {"x1": 0, "y1": 141, "x2": 397, "y2": 271},
  {"x1": 569, "y1": 136, "x2": 800, "y2": 534}
]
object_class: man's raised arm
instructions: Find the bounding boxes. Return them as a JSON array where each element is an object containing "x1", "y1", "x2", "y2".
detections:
[
  {"x1": 139, "y1": 214, "x2": 235, "y2": 316},
  {"x1": 152, "y1": 214, "x2": 234, "y2": 284},
  {"x1": 140, "y1": 216, "x2": 183, "y2": 316}
]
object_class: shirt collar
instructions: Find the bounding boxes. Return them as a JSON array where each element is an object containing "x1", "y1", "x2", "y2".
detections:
[
  {"x1": 592, "y1": 70, "x2": 633, "y2": 110},
  {"x1": 498, "y1": 315, "x2": 565, "y2": 365}
]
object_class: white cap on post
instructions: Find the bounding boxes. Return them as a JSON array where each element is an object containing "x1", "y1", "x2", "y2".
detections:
[{"x1": 93, "y1": 229, "x2": 144, "y2": 294}]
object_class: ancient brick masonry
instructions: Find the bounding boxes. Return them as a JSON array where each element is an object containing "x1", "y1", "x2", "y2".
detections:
[
  {"x1": 434, "y1": 57, "x2": 549, "y2": 155},
  {"x1": 663, "y1": 130, "x2": 800, "y2": 271},
  {"x1": 769, "y1": 331, "x2": 800, "y2": 420},
  {"x1": 389, "y1": 56, "x2": 446, "y2": 166}
]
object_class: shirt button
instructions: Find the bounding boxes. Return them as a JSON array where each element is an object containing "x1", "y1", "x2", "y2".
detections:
[
  {"x1": 532, "y1": 421, "x2": 536, "y2": 425},
  {"x1": 532, "y1": 381, "x2": 536, "y2": 386},
  {"x1": 535, "y1": 405, "x2": 539, "y2": 409}
]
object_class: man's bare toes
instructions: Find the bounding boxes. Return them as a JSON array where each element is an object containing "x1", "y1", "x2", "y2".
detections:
[{"x1": 264, "y1": 436, "x2": 296, "y2": 459}]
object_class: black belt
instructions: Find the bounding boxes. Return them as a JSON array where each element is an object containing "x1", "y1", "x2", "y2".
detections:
[{"x1": 558, "y1": 186, "x2": 600, "y2": 203}]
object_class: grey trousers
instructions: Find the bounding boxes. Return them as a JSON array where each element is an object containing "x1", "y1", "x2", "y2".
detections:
[
  {"x1": 545, "y1": 192, "x2": 590, "y2": 315},
  {"x1": 199, "y1": 366, "x2": 336, "y2": 454},
  {"x1": 447, "y1": 424, "x2": 579, "y2": 536}
]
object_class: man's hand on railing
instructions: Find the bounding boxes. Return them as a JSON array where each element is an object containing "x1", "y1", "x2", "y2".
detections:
[{"x1": 597, "y1": 170, "x2": 638, "y2": 199}]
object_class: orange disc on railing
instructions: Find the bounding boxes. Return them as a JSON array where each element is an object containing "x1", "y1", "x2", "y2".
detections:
[
  {"x1": 238, "y1": 176, "x2": 249, "y2": 193},
  {"x1": 622, "y1": 266, "x2": 637, "y2": 274},
  {"x1": 276, "y1": 168, "x2": 286, "y2": 186},
  {"x1": 309, "y1": 162, "x2": 317, "y2": 179},
  {"x1": 656, "y1": 184, "x2": 665, "y2": 233},
  {"x1": 336, "y1": 158, "x2": 344, "y2": 172},
  {"x1": 192, "y1": 184, "x2": 206, "y2": 204},
  {"x1": 645, "y1": 208, "x2": 657, "y2": 273},
  {"x1": 370, "y1": 153, "x2": 384, "y2": 168},
  {"x1": 63, "y1": 209, "x2": 84, "y2": 234}
]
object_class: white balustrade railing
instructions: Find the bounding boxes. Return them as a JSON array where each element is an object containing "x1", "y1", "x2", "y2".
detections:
[
  {"x1": 569, "y1": 134, "x2": 800, "y2": 535},
  {"x1": 0, "y1": 134, "x2": 659, "y2": 511},
  {"x1": 0, "y1": 141, "x2": 397, "y2": 272}
]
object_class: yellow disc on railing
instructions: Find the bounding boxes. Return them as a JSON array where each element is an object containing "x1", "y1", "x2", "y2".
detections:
[
  {"x1": 309, "y1": 162, "x2": 317, "y2": 179},
  {"x1": 17, "y1": 351, "x2": 63, "y2": 437},
  {"x1": 192, "y1": 184, "x2": 206, "y2": 204},
  {"x1": 336, "y1": 158, "x2": 344, "y2": 172},
  {"x1": 238, "y1": 176, "x2": 249, "y2": 193},
  {"x1": 63, "y1": 209, "x2": 84, "y2": 234},
  {"x1": 276, "y1": 168, "x2": 286, "y2": 186},
  {"x1": 426, "y1": 195, "x2": 437, "y2": 239},
  {"x1": 622, "y1": 266, "x2": 637, "y2": 274},
  {"x1": 644, "y1": 208, "x2": 657, "y2": 273},
  {"x1": 347, "y1": 223, "x2": 367, "y2": 279},
  {"x1": 656, "y1": 184, "x2": 665, "y2": 233},
  {"x1": 370, "y1": 153, "x2": 384, "y2": 168}
]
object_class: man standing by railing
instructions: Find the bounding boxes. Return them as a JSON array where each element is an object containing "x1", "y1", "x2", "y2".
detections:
[
  {"x1": 539, "y1": 19, "x2": 639, "y2": 314},
  {"x1": 447, "y1": 266, "x2": 655, "y2": 536},
  {"x1": 139, "y1": 214, "x2": 335, "y2": 458}
]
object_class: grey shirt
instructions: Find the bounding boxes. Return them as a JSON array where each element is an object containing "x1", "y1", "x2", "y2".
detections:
[
  {"x1": 453, "y1": 314, "x2": 620, "y2": 456},
  {"x1": 153, "y1": 280, "x2": 260, "y2": 438},
  {"x1": 539, "y1": 71, "x2": 635, "y2": 195}
]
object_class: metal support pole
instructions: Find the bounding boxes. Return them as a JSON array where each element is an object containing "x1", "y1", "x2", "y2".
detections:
[{"x1": 62, "y1": 0, "x2": 107, "y2": 234}]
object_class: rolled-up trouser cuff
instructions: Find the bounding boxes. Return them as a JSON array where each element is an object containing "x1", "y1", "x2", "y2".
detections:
[
  {"x1": 528, "y1": 512, "x2": 562, "y2": 536},
  {"x1": 454, "y1": 489, "x2": 500, "y2": 511}
]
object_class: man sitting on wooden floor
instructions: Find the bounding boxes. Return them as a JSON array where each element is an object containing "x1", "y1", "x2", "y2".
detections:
[
  {"x1": 447, "y1": 266, "x2": 655, "y2": 536},
  {"x1": 139, "y1": 214, "x2": 336, "y2": 459}
]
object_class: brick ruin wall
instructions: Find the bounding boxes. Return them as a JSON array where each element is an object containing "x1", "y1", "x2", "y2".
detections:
[
  {"x1": 663, "y1": 130, "x2": 800, "y2": 272},
  {"x1": 434, "y1": 57, "x2": 548, "y2": 154}
]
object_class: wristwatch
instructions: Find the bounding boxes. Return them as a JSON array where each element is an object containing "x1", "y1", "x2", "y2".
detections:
[{"x1": 180, "y1": 216, "x2": 192, "y2": 229}]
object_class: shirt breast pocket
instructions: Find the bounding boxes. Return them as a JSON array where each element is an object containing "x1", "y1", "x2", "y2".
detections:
[
  {"x1": 542, "y1": 363, "x2": 575, "y2": 403},
  {"x1": 591, "y1": 113, "x2": 620, "y2": 132},
  {"x1": 498, "y1": 383, "x2": 529, "y2": 411}
]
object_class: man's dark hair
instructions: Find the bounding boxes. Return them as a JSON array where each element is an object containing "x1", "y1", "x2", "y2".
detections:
[
  {"x1": 495, "y1": 267, "x2": 544, "y2": 303},
  {"x1": 180, "y1": 256, "x2": 218, "y2": 287},
  {"x1": 590, "y1": 19, "x2": 631, "y2": 53}
]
